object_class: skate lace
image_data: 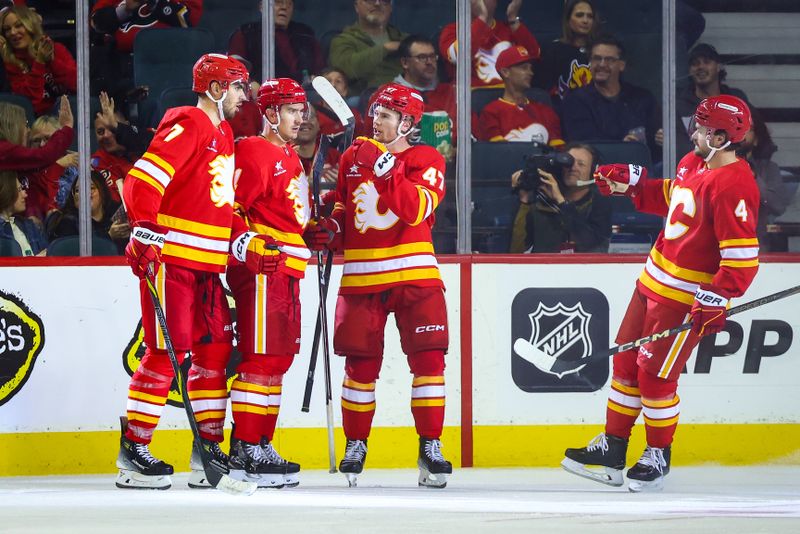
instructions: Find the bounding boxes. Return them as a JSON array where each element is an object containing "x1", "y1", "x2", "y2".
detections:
[
  {"x1": 343, "y1": 440, "x2": 367, "y2": 461},
  {"x1": 586, "y1": 433, "x2": 609, "y2": 453},
  {"x1": 261, "y1": 442, "x2": 287, "y2": 465},
  {"x1": 424, "y1": 439, "x2": 446, "y2": 462},
  {"x1": 245, "y1": 443, "x2": 269, "y2": 465},
  {"x1": 135, "y1": 443, "x2": 160, "y2": 466},
  {"x1": 636, "y1": 447, "x2": 667, "y2": 474}
]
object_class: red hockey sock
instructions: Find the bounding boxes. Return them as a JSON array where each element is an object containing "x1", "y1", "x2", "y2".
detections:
[
  {"x1": 189, "y1": 342, "x2": 230, "y2": 442},
  {"x1": 126, "y1": 347, "x2": 179, "y2": 444},
  {"x1": 231, "y1": 353, "x2": 271, "y2": 444},
  {"x1": 408, "y1": 351, "x2": 446, "y2": 439},
  {"x1": 605, "y1": 377, "x2": 642, "y2": 440},
  {"x1": 639, "y1": 370, "x2": 680, "y2": 448},
  {"x1": 341, "y1": 375, "x2": 376, "y2": 440}
]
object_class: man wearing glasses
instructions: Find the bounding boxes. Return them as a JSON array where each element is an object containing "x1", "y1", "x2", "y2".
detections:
[
  {"x1": 561, "y1": 34, "x2": 657, "y2": 153},
  {"x1": 329, "y1": 0, "x2": 408, "y2": 96}
]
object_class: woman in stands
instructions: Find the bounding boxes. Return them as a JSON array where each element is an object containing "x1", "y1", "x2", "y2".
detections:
[
  {"x1": 46, "y1": 170, "x2": 125, "y2": 252},
  {"x1": 0, "y1": 170, "x2": 47, "y2": 256},
  {"x1": 0, "y1": 5, "x2": 76, "y2": 115},
  {"x1": 0, "y1": 98, "x2": 73, "y2": 171},
  {"x1": 534, "y1": 0, "x2": 598, "y2": 104}
]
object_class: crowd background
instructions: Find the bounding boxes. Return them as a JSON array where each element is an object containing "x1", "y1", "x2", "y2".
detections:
[{"x1": 1, "y1": 0, "x2": 797, "y2": 256}]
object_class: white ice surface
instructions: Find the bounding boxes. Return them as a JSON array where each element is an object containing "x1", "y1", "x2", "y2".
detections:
[{"x1": 1, "y1": 467, "x2": 799, "y2": 533}]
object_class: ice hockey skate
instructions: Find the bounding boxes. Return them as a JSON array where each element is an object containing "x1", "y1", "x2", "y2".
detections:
[
  {"x1": 228, "y1": 437, "x2": 284, "y2": 488},
  {"x1": 188, "y1": 438, "x2": 230, "y2": 489},
  {"x1": 339, "y1": 439, "x2": 367, "y2": 487},
  {"x1": 115, "y1": 417, "x2": 173, "y2": 490},
  {"x1": 561, "y1": 433, "x2": 628, "y2": 487},
  {"x1": 627, "y1": 445, "x2": 671, "y2": 492},
  {"x1": 418, "y1": 438, "x2": 452, "y2": 488},
  {"x1": 260, "y1": 437, "x2": 301, "y2": 488}
]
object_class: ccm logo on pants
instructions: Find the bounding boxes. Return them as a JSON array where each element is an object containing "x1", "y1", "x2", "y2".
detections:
[{"x1": 416, "y1": 324, "x2": 446, "y2": 334}]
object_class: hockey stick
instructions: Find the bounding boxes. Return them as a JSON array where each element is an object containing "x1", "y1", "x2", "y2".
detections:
[
  {"x1": 143, "y1": 266, "x2": 257, "y2": 496},
  {"x1": 302, "y1": 132, "x2": 335, "y2": 413},
  {"x1": 514, "y1": 283, "x2": 800, "y2": 377}
]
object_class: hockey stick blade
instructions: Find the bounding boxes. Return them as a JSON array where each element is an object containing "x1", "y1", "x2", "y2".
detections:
[
  {"x1": 144, "y1": 269, "x2": 257, "y2": 496},
  {"x1": 547, "y1": 283, "x2": 800, "y2": 376},
  {"x1": 312, "y1": 76, "x2": 353, "y2": 126}
]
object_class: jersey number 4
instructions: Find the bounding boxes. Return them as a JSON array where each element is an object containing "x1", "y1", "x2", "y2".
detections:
[{"x1": 422, "y1": 167, "x2": 444, "y2": 190}]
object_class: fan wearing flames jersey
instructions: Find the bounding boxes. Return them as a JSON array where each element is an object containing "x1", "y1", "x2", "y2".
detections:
[
  {"x1": 562, "y1": 95, "x2": 759, "y2": 493},
  {"x1": 224, "y1": 78, "x2": 334, "y2": 488},
  {"x1": 116, "y1": 54, "x2": 281, "y2": 491},
  {"x1": 326, "y1": 83, "x2": 452, "y2": 488}
]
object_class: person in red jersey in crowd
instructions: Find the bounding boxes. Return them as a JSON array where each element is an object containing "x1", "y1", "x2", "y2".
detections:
[
  {"x1": 116, "y1": 53, "x2": 282, "y2": 491},
  {"x1": 562, "y1": 95, "x2": 760, "y2": 493},
  {"x1": 479, "y1": 45, "x2": 563, "y2": 146},
  {"x1": 439, "y1": 0, "x2": 539, "y2": 88},
  {"x1": 0, "y1": 5, "x2": 76, "y2": 115},
  {"x1": 225, "y1": 78, "x2": 335, "y2": 488},
  {"x1": 326, "y1": 83, "x2": 452, "y2": 488}
]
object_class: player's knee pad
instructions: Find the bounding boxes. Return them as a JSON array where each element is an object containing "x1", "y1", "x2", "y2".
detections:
[
  {"x1": 407, "y1": 350, "x2": 445, "y2": 377},
  {"x1": 192, "y1": 342, "x2": 231, "y2": 368},
  {"x1": 344, "y1": 356, "x2": 383, "y2": 383},
  {"x1": 138, "y1": 347, "x2": 176, "y2": 377},
  {"x1": 235, "y1": 352, "x2": 272, "y2": 385},
  {"x1": 637, "y1": 368, "x2": 678, "y2": 399},
  {"x1": 262, "y1": 354, "x2": 295, "y2": 376}
]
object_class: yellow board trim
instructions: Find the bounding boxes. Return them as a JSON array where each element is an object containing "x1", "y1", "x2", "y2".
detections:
[
  {"x1": 3, "y1": 425, "x2": 800, "y2": 475},
  {"x1": 344, "y1": 242, "x2": 434, "y2": 261},
  {"x1": 157, "y1": 214, "x2": 232, "y2": 239}
]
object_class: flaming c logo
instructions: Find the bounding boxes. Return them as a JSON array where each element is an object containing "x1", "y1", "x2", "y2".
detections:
[{"x1": 209, "y1": 154, "x2": 235, "y2": 208}]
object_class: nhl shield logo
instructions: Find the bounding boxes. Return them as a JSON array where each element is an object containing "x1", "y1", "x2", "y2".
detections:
[
  {"x1": 511, "y1": 288, "x2": 609, "y2": 392},
  {"x1": 517, "y1": 302, "x2": 592, "y2": 378}
]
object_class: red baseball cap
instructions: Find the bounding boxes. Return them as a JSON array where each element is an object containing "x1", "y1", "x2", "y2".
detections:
[{"x1": 496, "y1": 46, "x2": 532, "y2": 72}]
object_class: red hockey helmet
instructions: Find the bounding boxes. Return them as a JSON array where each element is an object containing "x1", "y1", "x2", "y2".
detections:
[
  {"x1": 257, "y1": 78, "x2": 308, "y2": 116},
  {"x1": 369, "y1": 83, "x2": 425, "y2": 126},
  {"x1": 693, "y1": 95, "x2": 751, "y2": 143},
  {"x1": 192, "y1": 53, "x2": 249, "y2": 93}
]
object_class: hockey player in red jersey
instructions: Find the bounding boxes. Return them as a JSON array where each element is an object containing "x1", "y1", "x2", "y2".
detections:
[
  {"x1": 327, "y1": 83, "x2": 452, "y2": 488},
  {"x1": 562, "y1": 95, "x2": 759, "y2": 492},
  {"x1": 225, "y1": 78, "x2": 335, "y2": 488},
  {"x1": 117, "y1": 54, "x2": 283, "y2": 491}
]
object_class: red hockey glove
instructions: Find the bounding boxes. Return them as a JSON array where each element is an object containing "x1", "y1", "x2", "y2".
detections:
[
  {"x1": 690, "y1": 284, "x2": 731, "y2": 336},
  {"x1": 303, "y1": 217, "x2": 340, "y2": 251},
  {"x1": 352, "y1": 136, "x2": 396, "y2": 178},
  {"x1": 231, "y1": 232, "x2": 286, "y2": 274},
  {"x1": 125, "y1": 220, "x2": 166, "y2": 279},
  {"x1": 594, "y1": 164, "x2": 646, "y2": 197}
]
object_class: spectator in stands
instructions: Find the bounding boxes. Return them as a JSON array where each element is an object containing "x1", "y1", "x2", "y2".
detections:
[
  {"x1": 439, "y1": 0, "x2": 540, "y2": 88},
  {"x1": 534, "y1": 0, "x2": 597, "y2": 104},
  {"x1": 46, "y1": 170, "x2": 127, "y2": 251},
  {"x1": 24, "y1": 114, "x2": 78, "y2": 222},
  {"x1": 509, "y1": 142, "x2": 610, "y2": 253},
  {"x1": 314, "y1": 68, "x2": 365, "y2": 139},
  {"x1": 228, "y1": 0, "x2": 324, "y2": 84},
  {"x1": 561, "y1": 35, "x2": 657, "y2": 152},
  {"x1": 0, "y1": 171, "x2": 47, "y2": 256},
  {"x1": 0, "y1": 5, "x2": 76, "y2": 115},
  {"x1": 90, "y1": 0, "x2": 202, "y2": 104},
  {"x1": 0, "y1": 96, "x2": 73, "y2": 171},
  {"x1": 736, "y1": 108, "x2": 789, "y2": 251},
  {"x1": 667, "y1": 43, "x2": 750, "y2": 157},
  {"x1": 295, "y1": 105, "x2": 339, "y2": 183},
  {"x1": 479, "y1": 45, "x2": 563, "y2": 146},
  {"x1": 329, "y1": 0, "x2": 407, "y2": 96},
  {"x1": 91, "y1": 91, "x2": 153, "y2": 204}
]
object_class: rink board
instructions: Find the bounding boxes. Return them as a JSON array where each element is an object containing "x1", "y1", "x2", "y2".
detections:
[{"x1": 0, "y1": 256, "x2": 798, "y2": 475}]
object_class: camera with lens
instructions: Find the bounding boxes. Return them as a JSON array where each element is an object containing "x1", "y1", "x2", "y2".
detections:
[{"x1": 516, "y1": 144, "x2": 575, "y2": 192}]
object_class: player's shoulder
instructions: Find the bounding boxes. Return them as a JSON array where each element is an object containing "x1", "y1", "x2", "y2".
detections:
[
  {"x1": 157, "y1": 106, "x2": 210, "y2": 136},
  {"x1": 714, "y1": 158, "x2": 757, "y2": 191},
  {"x1": 400, "y1": 144, "x2": 445, "y2": 167}
]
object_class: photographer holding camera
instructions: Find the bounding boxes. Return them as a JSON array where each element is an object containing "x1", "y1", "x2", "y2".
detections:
[{"x1": 509, "y1": 142, "x2": 611, "y2": 253}]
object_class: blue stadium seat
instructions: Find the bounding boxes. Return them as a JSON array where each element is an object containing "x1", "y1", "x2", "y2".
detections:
[
  {"x1": 133, "y1": 28, "x2": 215, "y2": 126},
  {"x1": 198, "y1": 7, "x2": 260, "y2": 52},
  {"x1": 158, "y1": 86, "x2": 197, "y2": 118},
  {"x1": 0, "y1": 92, "x2": 35, "y2": 127},
  {"x1": 0, "y1": 238, "x2": 23, "y2": 257},
  {"x1": 47, "y1": 236, "x2": 120, "y2": 257}
]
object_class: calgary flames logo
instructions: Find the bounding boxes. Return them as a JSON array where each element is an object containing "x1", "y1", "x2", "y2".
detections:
[
  {"x1": 476, "y1": 42, "x2": 512, "y2": 84},
  {"x1": 209, "y1": 154, "x2": 235, "y2": 208},
  {"x1": 353, "y1": 181, "x2": 399, "y2": 233},
  {"x1": 557, "y1": 59, "x2": 592, "y2": 98},
  {"x1": 286, "y1": 173, "x2": 311, "y2": 227}
]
